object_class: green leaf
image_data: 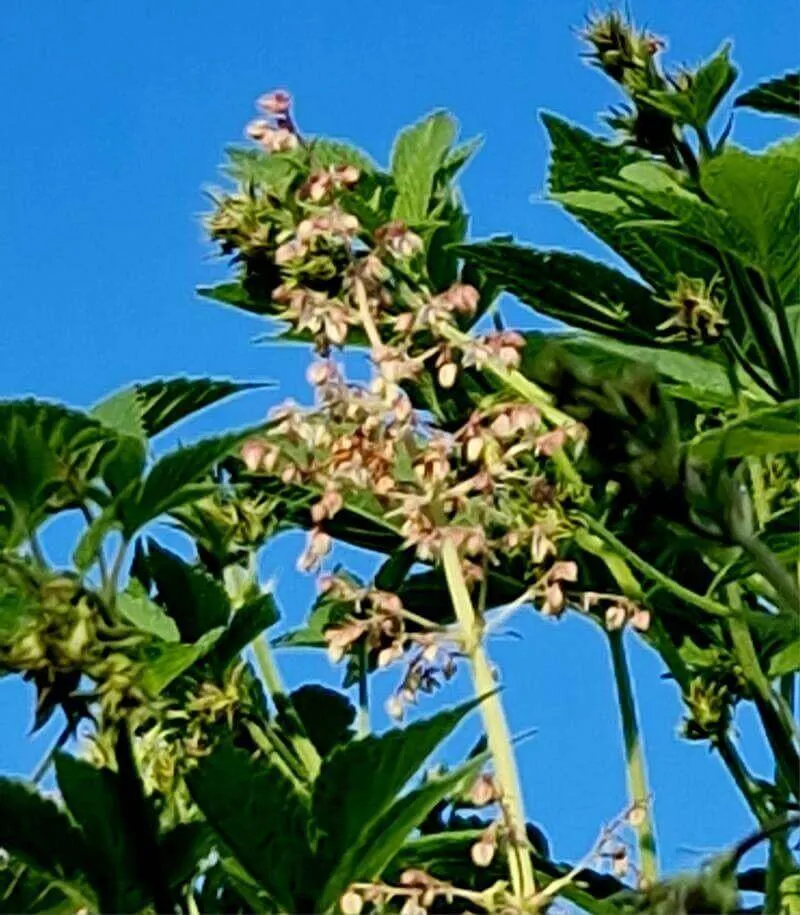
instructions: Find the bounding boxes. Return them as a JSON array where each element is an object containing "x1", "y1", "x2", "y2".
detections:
[
  {"x1": 224, "y1": 146, "x2": 301, "y2": 192},
  {"x1": 158, "y1": 822, "x2": 216, "y2": 890},
  {"x1": 197, "y1": 280, "x2": 269, "y2": 316},
  {"x1": 135, "y1": 378, "x2": 268, "y2": 438},
  {"x1": 768, "y1": 641, "x2": 800, "y2": 678},
  {"x1": 736, "y1": 71, "x2": 800, "y2": 118},
  {"x1": 284, "y1": 684, "x2": 355, "y2": 757},
  {"x1": 147, "y1": 542, "x2": 230, "y2": 641},
  {"x1": 689, "y1": 401, "x2": 800, "y2": 461},
  {"x1": 116, "y1": 579, "x2": 180, "y2": 642},
  {"x1": 209, "y1": 592, "x2": 280, "y2": 670},
  {"x1": 140, "y1": 628, "x2": 224, "y2": 695},
  {"x1": 318, "y1": 752, "x2": 487, "y2": 909},
  {"x1": 53, "y1": 754, "x2": 142, "y2": 913},
  {"x1": 312, "y1": 698, "x2": 481, "y2": 882},
  {"x1": 699, "y1": 146, "x2": 799, "y2": 289},
  {"x1": 643, "y1": 44, "x2": 737, "y2": 129},
  {"x1": 542, "y1": 114, "x2": 718, "y2": 289},
  {"x1": 521, "y1": 331, "x2": 737, "y2": 404},
  {"x1": 391, "y1": 112, "x2": 457, "y2": 223},
  {"x1": 186, "y1": 742, "x2": 313, "y2": 911},
  {"x1": 0, "y1": 858, "x2": 80, "y2": 914},
  {"x1": 91, "y1": 388, "x2": 146, "y2": 440},
  {"x1": 307, "y1": 137, "x2": 378, "y2": 173},
  {"x1": 0, "y1": 778, "x2": 92, "y2": 891},
  {"x1": 0, "y1": 401, "x2": 121, "y2": 547},
  {"x1": 460, "y1": 241, "x2": 658, "y2": 342},
  {"x1": 124, "y1": 427, "x2": 261, "y2": 535}
]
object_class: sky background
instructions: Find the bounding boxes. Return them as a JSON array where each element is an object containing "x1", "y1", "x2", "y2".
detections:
[{"x1": 1, "y1": 0, "x2": 798, "y2": 887}]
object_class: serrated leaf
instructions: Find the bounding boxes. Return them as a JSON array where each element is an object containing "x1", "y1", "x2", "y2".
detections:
[
  {"x1": 186, "y1": 742, "x2": 313, "y2": 911},
  {"x1": 197, "y1": 280, "x2": 268, "y2": 316},
  {"x1": 224, "y1": 147, "x2": 301, "y2": 192},
  {"x1": 0, "y1": 401, "x2": 121, "y2": 547},
  {"x1": 689, "y1": 401, "x2": 800, "y2": 461},
  {"x1": 140, "y1": 628, "x2": 224, "y2": 695},
  {"x1": 318, "y1": 751, "x2": 487, "y2": 909},
  {"x1": 541, "y1": 113, "x2": 718, "y2": 289},
  {"x1": 643, "y1": 44, "x2": 737, "y2": 129},
  {"x1": 521, "y1": 330, "x2": 737, "y2": 404},
  {"x1": 699, "y1": 146, "x2": 799, "y2": 289},
  {"x1": 124, "y1": 427, "x2": 262, "y2": 535},
  {"x1": 135, "y1": 377, "x2": 268, "y2": 438},
  {"x1": 209, "y1": 592, "x2": 279, "y2": 670},
  {"x1": 53, "y1": 754, "x2": 142, "y2": 913},
  {"x1": 0, "y1": 778, "x2": 93, "y2": 891},
  {"x1": 116, "y1": 580, "x2": 179, "y2": 642},
  {"x1": 312, "y1": 698, "x2": 481, "y2": 881},
  {"x1": 768, "y1": 641, "x2": 800, "y2": 678},
  {"x1": 147, "y1": 542, "x2": 230, "y2": 641},
  {"x1": 460, "y1": 241, "x2": 658, "y2": 342},
  {"x1": 736, "y1": 71, "x2": 800, "y2": 118},
  {"x1": 91, "y1": 388, "x2": 146, "y2": 439},
  {"x1": 391, "y1": 112, "x2": 457, "y2": 223},
  {"x1": 283, "y1": 684, "x2": 355, "y2": 758}
]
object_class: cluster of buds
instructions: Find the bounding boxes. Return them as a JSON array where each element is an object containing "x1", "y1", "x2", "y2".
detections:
[
  {"x1": 682, "y1": 676, "x2": 732, "y2": 741},
  {"x1": 385, "y1": 635, "x2": 458, "y2": 721},
  {"x1": 246, "y1": 89, "x2": 299, "y2": 153},
  {"x1": 580, "y1": 11, "x2": 664, "y2": 93},
  {"x1": 581, "y1": 592, "x2": 651, "y2": 632},
  {"x1": 0, "y1": 574, "x2": 119, "y2": 688},
  {"x1": 86, "y1": 652, "x2": 147, "y2": 723},
  {"x1": 318, "y1": 574, "x2": 459, "y2": 713},
  {"x1": 658, "y1": 274, "x2": 727, "y2": 344},
  {"x1": 340, "y1": 869, "x2": 496, "y2": 915}
]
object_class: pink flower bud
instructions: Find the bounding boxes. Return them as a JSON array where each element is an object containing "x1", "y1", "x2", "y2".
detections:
[
  {"x1": 340, "y1": 889, "x2": 364, "y2": 915},
  {"x1": 605, "y1": 604, "x2": 627, "y2": 631},
  {"x1": 245, "y1": 118, "x2": 270, "y2": 141},
  {"x1": 257, "y1": 89, "x2": 292, "y2": 116},
  {"x1": 241, "y1": 440, "x2": 265, "y2": 472}
]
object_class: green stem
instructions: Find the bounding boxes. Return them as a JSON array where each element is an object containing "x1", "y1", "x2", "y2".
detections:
[
  {"x1": 607, "y1": 632, "x2": 659, "y2": 885},
  {"x1": 244, "y1": 720, "x2": 310, "y2": 796},
  {"x1": 441, "y1": 540, "x2": 536, "y2": 902},
  {"x1": 736, "y1": 534, "x2": 800, "y2": 617},
  {"x1": 253, "y1": 636, "x2": 321, "y2": 780},
  {"x1": 726, "y1": 586, "x2": 799, "y2": 800},
  {"x1": 440, "y1": 324, "x2": 583, "y2": 488},
  {"x1": 580, "y1": 515, "x2": 735, "y2": 619},
  {"x1": 356, "y1": 640, "x2": 370, "y2": 738}
]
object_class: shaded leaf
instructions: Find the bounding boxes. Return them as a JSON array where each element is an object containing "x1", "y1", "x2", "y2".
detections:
[
  {"x1": 0, "y1": 778, "x2": 92, "y2": 889},
  {"x1": 312, "y1": 698, "x2": 481, "y2": 880},
  {"x1": 210, "y1": 592, "x2": 280, "y2": 671},
  {"x1": 53, "y1": 754, "x2": 142, "y2": 913},
  {"x1": 460, "y1": 241, "x2": 658, "y2": 342},
  {"x1": 644, "y1": 44, "x2": 737, "y2": 129},
  {"x1": 285, "y1": 684, "x2": 355, "y2": 757},
  {"x1": 318, "y1": 752, "x2": 487, "y2": 909},
  {"x1": 140, "y1": 627, "x2": 224, "y2": 695},
  {"x1": 147, "y1": 542, "x2": 230, "y2": 641},
  {"x1": 186, "y1": 741, "x2": 313, "y2": 911}
]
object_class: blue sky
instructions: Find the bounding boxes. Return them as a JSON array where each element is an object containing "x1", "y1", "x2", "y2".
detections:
[{"x1": 1, "y1": 0, "x2": 797, "y2": 883}]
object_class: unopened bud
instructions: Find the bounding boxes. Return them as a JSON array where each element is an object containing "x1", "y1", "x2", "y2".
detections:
[{"x1": 340, "y1": 889, "x2": 364, "y2": 915}]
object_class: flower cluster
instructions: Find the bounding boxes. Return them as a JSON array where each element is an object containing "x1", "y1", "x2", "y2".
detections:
[{"x1": 658, "y1": 273, "x2": 727, "y2": 344}]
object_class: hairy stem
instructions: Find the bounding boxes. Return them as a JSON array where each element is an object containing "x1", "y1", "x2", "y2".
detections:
[
  {"x1": 607, "y1": 632, "x2": 659, "y2": 885},
  {"x1": 441, "y1": 539, "x2": 536, "y2": 901}
]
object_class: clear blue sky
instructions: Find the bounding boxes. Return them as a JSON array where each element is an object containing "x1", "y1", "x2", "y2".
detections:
[{"x1": 1, "y1": 0, "x2": 797, "y2": 882}]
